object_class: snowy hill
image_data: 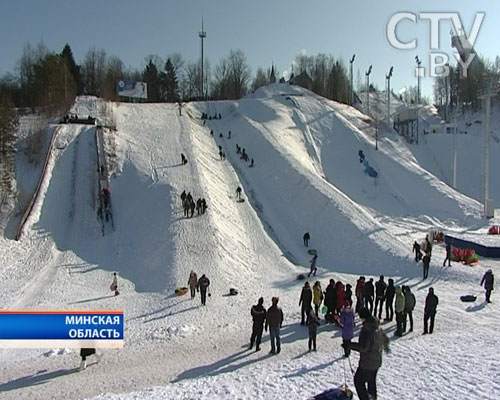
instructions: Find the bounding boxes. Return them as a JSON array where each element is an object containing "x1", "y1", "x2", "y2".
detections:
[{"x1": 0, "y1": 84, "x2": 499, "y2": 400}]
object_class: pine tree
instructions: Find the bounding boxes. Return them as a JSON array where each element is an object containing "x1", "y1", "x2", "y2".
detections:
[
  {"x1": 0, "y1": 102, "x2": 18, "y2": 205},
  {"x1": 142, "y1": 59, "x2": 161, "y2": 102},
  {"x1": 164, "y1": 58, "x2": 179, "y2": 102},
  {"x1": 60, "y1": 44, "x2": 83, "y2": 95}
]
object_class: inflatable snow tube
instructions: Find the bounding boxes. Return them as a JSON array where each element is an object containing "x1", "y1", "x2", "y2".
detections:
[{"x1": 175, "y1": 287, "x2": 189, "y2": 296}]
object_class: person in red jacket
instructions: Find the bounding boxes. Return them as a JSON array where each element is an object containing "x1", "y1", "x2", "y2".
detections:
[{"x1": 335, "y1": 281, "x2": 346, "y2": 314}]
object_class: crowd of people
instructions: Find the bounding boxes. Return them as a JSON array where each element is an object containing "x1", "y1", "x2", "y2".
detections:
[{"x1": 180, "y1": 190, "x2": 207, "y2": 218}]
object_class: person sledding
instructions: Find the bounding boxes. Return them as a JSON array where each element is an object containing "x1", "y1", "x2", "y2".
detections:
[{"x1": 102, "y1": 187, "x2": 111, "y2": 210}]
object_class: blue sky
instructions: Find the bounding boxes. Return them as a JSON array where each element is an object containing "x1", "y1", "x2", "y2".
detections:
[{"x1": 1, "y1": 0, "x2": 499, "y2": 99}]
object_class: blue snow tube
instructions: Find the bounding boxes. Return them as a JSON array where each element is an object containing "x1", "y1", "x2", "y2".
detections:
[{"x1": 365, "y1": 165, "x2": 378, "y2": 178}]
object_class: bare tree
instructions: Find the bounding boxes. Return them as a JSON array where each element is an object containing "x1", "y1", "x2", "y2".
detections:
[
  {"x1": 81, "y1": 47, "x2": 107, "y2": 96},
  {"x1": 212, "y1": 57, "x2": 230, "y2": 99},
  {"x1": 252, "y1": 67, "x2": 268, "y2": 91},
  {"x1": 103, "y1": 56, "x2": 124, "y2": 101}
]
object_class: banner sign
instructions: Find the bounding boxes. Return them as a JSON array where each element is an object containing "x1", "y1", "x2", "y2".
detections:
[
  {"x1": 0, "y1": 310, "x2": 124, "y2": 348},
  {"x1": 118, "y1": 80, "x2": 148, "y2": 99}
]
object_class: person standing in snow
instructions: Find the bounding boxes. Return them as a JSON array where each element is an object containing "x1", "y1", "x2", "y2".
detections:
[
  {"x1": 423, "y1": 287, "x2": 438, "y2": 334},
  {"x1": 324, "y1": 279, "x2": 336, "y2": 323},
  {"x1": 196, "y1": 198, "x2": 202, "y2": 215},
  {"x1": 183, "y1": 198, "x2": 190, "y2": 217},
  {"x1": 339, "y1": 301, "x2": 355, "y2": 357},
  {"x1": 394, "y1": 286, "x2": 405, "y2": 337},
  {"x1": 303, "y1": 232, "x2": 310, "y2": 247},
  {"x1": 181, "y1": 153, "x2": 187, "y2": 165},
  {"x1": 308, "y1": 254, "x2": 318, "y2": 277},
  {"x1": 236, "y1": 186, "x2": 242, "y2": 200},
  {"x1": 422, "y1": 253, "x2": 431, "y2": 279},
  {"x1": 335, "y1": 281, "x2": 346, "y2": 315},
  {"x1": 79, "y1": 348, "x2": 98, "y2": 371},
  {"x1": 189, "y1": 199, "x2": 195, "y2": 218},
  {"x1": 265, "y1": 297, "x2": 284, "y2": 355},
  {"x1": 312, "y1": 281, "x2": 323, "y2": 318},
  {"x1": 345, "y1": 284, "x2": 353, "y2": 306},
  {"x1": 480, "y1": 269, "x2": 494, "y2": 303},
  {"x1": 424, "y1": 235, "x2": 432, "y2": 256},
  {"x1": 349, "y1": 307, "x2": 390, "y2": 400},
  {"x1": 197, "y1": 274, "x2": 210, "y2": 305},
  {"x1": 201, "y1": 198, "x2": 207, "y2": 214},
  {"x1": 363, "y1": 278, "x2": 374, "y2": 313},
  {"x1": 413, "y1": 241, "x2": 422, "y2": 262},
  {"x1": 443, "y1": 242, "x2": 452, "y2": 267},
  {"x1": 384, "y1": 278, "x2": 395, "y2": 321},
  {"x1": 187, "y1": 270, "x2": 198, "y2": 299},
  {"x1": 249, "y1": 297, "x2": 266, "y2": 351},
  {"x1": 355, "y1": 276, "x2": 365, "y2": 313},
  {"x1": 299, "y1": 281, "x2": 313, "y2": 325},
  {"x1": 306, "y1": 306, "x2": 319, "y2": 351},
  {"x1": 110, "y1": 272, "x2": 119, "y2": 296},
  {"x1": 403, "y1": 286, "x2": 416, "y2": 333},
  {"x1": 374, "y1": 276, "x2": 387, "y2": 320}
]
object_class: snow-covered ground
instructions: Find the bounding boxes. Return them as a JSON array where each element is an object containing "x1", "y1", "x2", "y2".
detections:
[{"x1": 0, "y1": 84, "x2": 499, "y2": 400}]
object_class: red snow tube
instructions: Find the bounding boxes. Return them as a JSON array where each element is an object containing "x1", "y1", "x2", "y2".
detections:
[
  {"x1": 451, "y1": 248, "x2": 479, "y2": 265},
  {"x1": 488, "y1": 226, "x2": 500, "y2": 235}
]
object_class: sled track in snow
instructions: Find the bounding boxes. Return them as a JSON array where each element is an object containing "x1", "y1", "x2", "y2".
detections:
[{"x1": 15, "y1": 125, "x2": 61, "y2": 241}]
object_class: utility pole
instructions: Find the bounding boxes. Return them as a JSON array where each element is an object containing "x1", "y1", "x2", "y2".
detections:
[
  {"x1": 452, "y1": 100, "x2": 458, "y2": 188},
  {"x1": 415, "y1": 56, "x2": 422, "y2": 144},
  {"x1": 365, "y1": 65, "x2": 372, "y2": 116},
  {"x1": 198, "y1": 18, "x2": 207, "y2": 99},
  {"x1": 350, "y1": 54, "x2": 355, "y2": 106},
  {"x1": 386, "y1": 66, "x2": 393, "y2": 130},
  {"x1": 479, "y1": 90, "x2": 496, "y2": 217}
]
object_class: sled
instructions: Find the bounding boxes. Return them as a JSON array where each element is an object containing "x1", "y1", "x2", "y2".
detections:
[
  {"x1": 297, "y1": 274, "x2": 306, "y2": 280},
  {"x1": 175, "y1": 287, "x2": 189, "y2": 296},
  {"x1": 308, "y1": 249, "x2": 317, "y2": 255},
  {"x1": 460, "y1": 295, "x2": 477, "y2": 302},
  {"x1": 236, "y1": 198, "x2": 245, "y2": 203}
]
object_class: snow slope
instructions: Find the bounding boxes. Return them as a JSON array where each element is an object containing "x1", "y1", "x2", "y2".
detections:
[{"x1": 0, "y1": 85, "x2": 498, "y2": 400}]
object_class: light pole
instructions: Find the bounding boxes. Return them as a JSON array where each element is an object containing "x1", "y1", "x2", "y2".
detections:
[
  {"x1": 199, "y1": 19, "x2": 207, "y2": 99},
  {"x1": 415, "y1": 56, "x2": 422, "y2": 144},
  {"x1": 365, "y1": 65, "x2": 372, "y2": 116},
  {"x1": 386, "y1": 66, "x2": 393, "y2": 130},
  {"x1": 479, "y1": 90, "x2": 496, "y2": 217},
  {"x1": 350, "y1": 54, "x2": 355, "y2": 106}
]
